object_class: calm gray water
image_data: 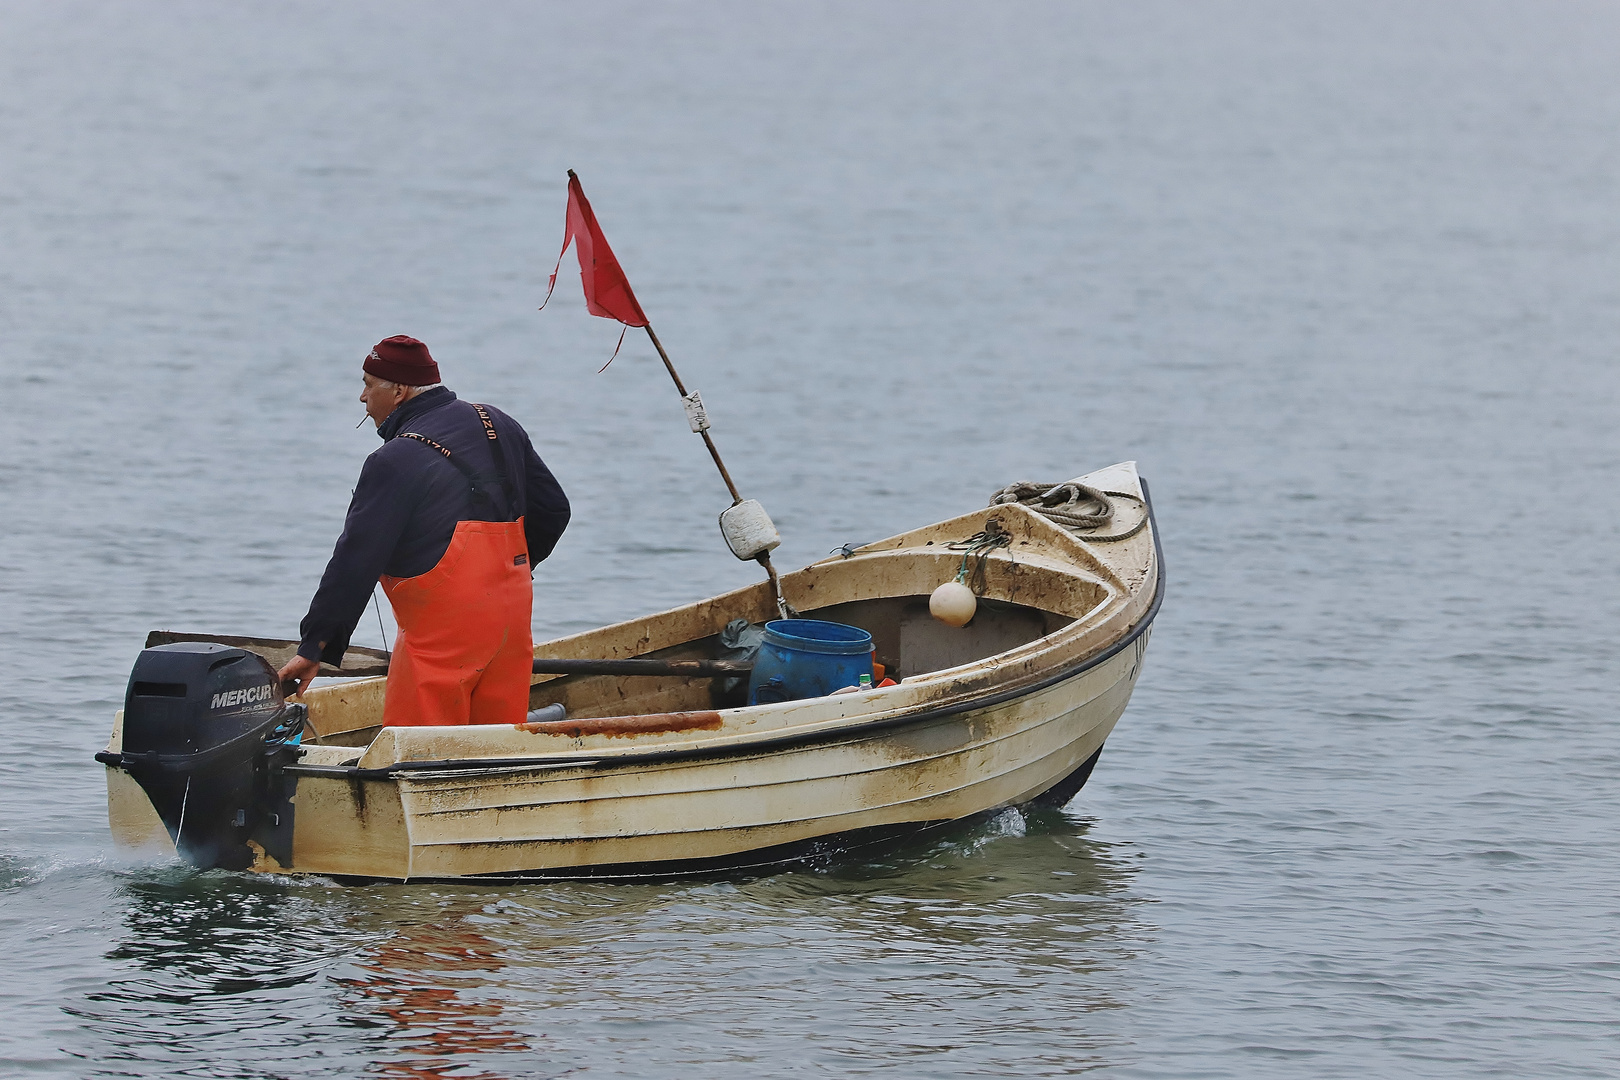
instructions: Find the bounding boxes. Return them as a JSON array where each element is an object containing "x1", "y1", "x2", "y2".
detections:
[{"x1": 3, "y1": 2, "x2": 1618, "y2": 1076}]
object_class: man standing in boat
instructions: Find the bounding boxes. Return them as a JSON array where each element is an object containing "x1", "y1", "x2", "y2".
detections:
[{"x1": 277, "y1": 335, "x2": 570, "y2": 726}]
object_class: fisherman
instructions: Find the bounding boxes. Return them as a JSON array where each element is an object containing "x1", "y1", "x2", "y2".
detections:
[{"x1": 277, "y1": 335, "x2": 570, "y2": 726}]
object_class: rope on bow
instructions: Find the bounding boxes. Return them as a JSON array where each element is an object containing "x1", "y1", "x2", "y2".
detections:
[{"x1": 989, "y1": 479, "x2": 1149, "y2": 542}]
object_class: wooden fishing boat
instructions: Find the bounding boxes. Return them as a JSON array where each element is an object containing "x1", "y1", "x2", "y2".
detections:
[{"x1": 101, "y1": 461, "x2": 1161, "y2": 881}]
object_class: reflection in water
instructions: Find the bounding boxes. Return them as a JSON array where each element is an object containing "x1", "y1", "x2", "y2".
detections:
[
  {"x1": 71, "y1": 868, "x2": 386, "y2": 1077},
  {"x1": 80, "y1": 870, "x2": 545, "y2": 1079},
  {"x1": 338, "y1": 913, "x2": 535, "y2": 1080},
  {"x1": 475, "y1": 807, "x2": 1147, "y2": 1077},
  {"x1": 63, "y1": 806, "x2": 1144, "y2": 1077},
  {"x1": 101, "y1": 872, "x2": 367, "y2": 998}
]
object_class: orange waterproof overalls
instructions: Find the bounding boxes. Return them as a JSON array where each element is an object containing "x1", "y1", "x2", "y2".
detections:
[{"x1": 377, "y1": 412, "x2": 533, "y2": 727}]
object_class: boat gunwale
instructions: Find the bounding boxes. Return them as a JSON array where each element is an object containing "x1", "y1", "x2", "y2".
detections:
[{"x1": 283, "y1": 480, "x2": 1163, "y2": 782}]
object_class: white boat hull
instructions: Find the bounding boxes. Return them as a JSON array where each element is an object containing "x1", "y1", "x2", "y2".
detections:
[{"x1": 286, "y1": 628, "x2": 1149, "y2": 879}]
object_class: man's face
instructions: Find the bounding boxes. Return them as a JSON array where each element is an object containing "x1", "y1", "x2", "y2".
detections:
[{"x1": 360, "y1": 373, "x2": 409, "y2": 427}]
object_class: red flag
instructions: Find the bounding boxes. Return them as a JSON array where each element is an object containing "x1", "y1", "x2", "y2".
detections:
[{"x1": 539, "y1": 170, "x2": 649, "y2": 328}]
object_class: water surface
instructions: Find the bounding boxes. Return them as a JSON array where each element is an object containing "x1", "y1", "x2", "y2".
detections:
[{"x1": 2, "y1": 2, "x2": 1618, "y2": 1076}]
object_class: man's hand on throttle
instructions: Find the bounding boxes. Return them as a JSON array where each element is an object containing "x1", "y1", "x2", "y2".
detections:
[{"x1": 278, "y1": 655, "x2": 321, "y2": 697}]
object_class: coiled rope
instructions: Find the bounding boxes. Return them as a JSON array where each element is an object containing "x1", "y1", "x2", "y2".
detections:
[{"x1": 989, "y1": 480, "x2": 1149, "y2": 542}]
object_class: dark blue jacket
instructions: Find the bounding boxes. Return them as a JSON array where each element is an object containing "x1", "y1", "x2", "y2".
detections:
[{"x1": 296, "y1": 387, "x2": 570, "y2": 665}]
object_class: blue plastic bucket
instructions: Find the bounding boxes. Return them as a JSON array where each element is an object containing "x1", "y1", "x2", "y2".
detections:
[{"x1": 747, "y1": 619, "x2": 874, "y2": 705}]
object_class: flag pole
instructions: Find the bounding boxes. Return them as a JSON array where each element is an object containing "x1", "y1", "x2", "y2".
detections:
[
  {"x1": 550, "y1": 169, "x2": 795, "y2": 618},
  {"x1": 642, "y1": 323, "x2": 795, "y2": 619},
  {"x1": 643, "y1": 324, "x2": 742, "y2": 504}
]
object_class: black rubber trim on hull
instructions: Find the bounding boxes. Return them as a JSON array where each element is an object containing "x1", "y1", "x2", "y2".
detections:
[
  {"x1": 309, "y1": 479, "x2": 1164, "y2": 783},
  {"x1": 332, "y1": 821, "x2": 947, "y2": 885},
  {"x1": 459, "y1": 820, "x2": 958, "y2": 882}
]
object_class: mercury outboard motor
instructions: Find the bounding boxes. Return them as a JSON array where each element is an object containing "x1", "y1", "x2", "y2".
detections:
[{"x1": 99, "y1": 642, "x2": 304, "y2": 870}]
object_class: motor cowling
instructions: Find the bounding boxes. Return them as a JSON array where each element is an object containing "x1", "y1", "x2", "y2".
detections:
[{"x1": 112, "y1": 642, "x2": 301, "y2": 870}]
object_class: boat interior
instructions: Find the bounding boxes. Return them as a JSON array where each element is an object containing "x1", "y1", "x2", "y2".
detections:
[
  {"x1": 539, "y1": 592, "x2": 1078, "y2": 719},
  {"x1": 301, "y1": 505, "x2": 1127, "y2": 749}
]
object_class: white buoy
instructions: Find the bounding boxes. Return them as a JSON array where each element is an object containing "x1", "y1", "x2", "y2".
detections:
[
  {"x1": 930, "y1": 580, "x2": 977, "y2": 627},
  {"x1": 718, "y1": 499, "x2": 781, "y2": 561}
]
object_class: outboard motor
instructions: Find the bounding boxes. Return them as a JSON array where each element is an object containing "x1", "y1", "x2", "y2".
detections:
[{"x1": 101, "y1": 642, "x2": 304, "y2": 870}]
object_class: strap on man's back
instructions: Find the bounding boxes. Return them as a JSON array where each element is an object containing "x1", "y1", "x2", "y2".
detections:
[
  {"x1": 469, "y1": 404, "x2": 516, "y2": 513},
  {"x1": 397, "y1": 409, "x2": 517, "y2": 520}
]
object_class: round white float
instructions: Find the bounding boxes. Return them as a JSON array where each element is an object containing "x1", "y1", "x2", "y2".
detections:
[{"x1": 929, "y1": 580, "x2": 977, "y2": 627}]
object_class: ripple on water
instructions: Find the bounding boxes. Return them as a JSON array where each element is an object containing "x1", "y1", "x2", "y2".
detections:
[{"x1": 31, "y1": 810, "x2": 1151, "y2": 1078}]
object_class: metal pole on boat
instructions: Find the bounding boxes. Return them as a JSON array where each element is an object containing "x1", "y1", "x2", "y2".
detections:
[
  {"x1": 545, "y1": 170, "x2": 793, "y2": 620},
  {"x1": 642, "y1": 324, "x2": 795, "y2": 619},
  {"x1": 644, "y1": 324, "x2": 742, "y2": 502}
]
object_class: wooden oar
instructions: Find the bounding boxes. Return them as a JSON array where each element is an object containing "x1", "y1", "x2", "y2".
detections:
[
  {"x1": 144, "y1": 632, "x2": 390, "y2": 677},
  {"x1": 143, "y1": 632, "x2": 750, "y2": 680}
]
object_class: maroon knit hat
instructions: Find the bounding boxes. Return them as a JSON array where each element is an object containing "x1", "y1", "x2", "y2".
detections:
[{"x1": 363, "y1": 335, "x2": 440, "y2": 385}]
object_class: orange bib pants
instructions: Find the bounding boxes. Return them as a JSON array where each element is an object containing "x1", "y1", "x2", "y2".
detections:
[{"x1": 379, "y1": 517, "x2": 533, "y2": 727}]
